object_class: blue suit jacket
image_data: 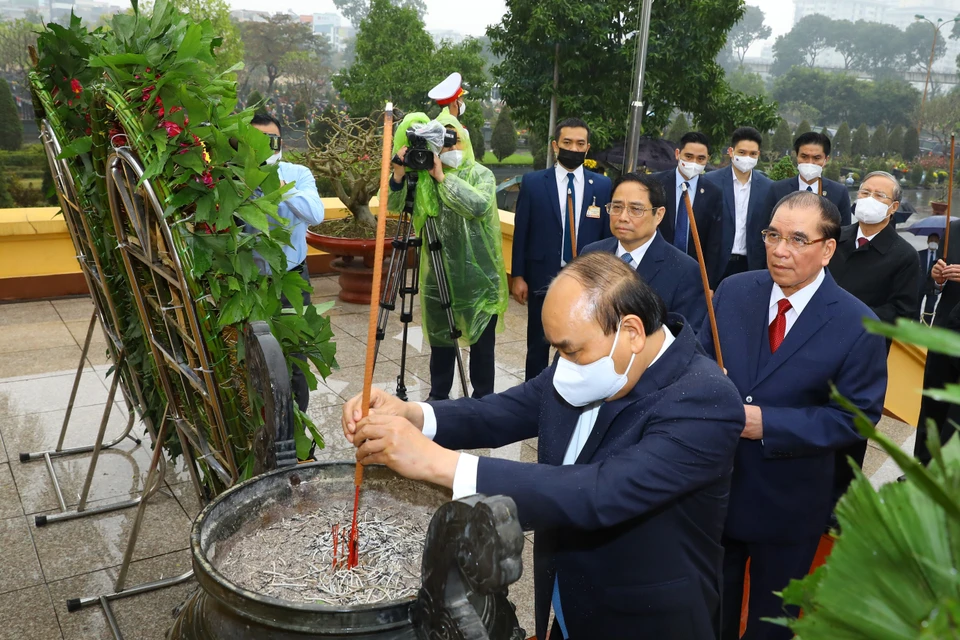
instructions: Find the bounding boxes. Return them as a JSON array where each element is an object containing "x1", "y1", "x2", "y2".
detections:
[
  {"x1": 511, "y1": 167, "x2": 612, "y2": 294},
  {"x1": 431, "y1": 317, "x2": 744, "y2": 639},
  {"x1": 701, "y1": 165, "x2": 773, "y2": 272},
  {"x1": 582, "y1": 234, "x2": 707, "y2": 331},
  {"x1": 765, "y1": 176, "x2": 852, "y2": 226},
  {"x1": 700, "y1": 270, "x2": 887, "y2": 543},
  {"x1": 651, "y1": 169, "x2": 725, "y2": 287}
]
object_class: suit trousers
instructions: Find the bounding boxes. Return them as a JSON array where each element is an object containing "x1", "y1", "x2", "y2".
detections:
[
  {"x1": 525, "y1": 292, "x2": 551, "y2": 381},
  {"x1": 721, "y1": 536, "x2": 821, "y2": 640},
  {"x1": 281, "y1": 261, "x2": 311, "y2": 414},
  {"x1": 428, "y1": 315, "x2": 498, "y2": 400}
]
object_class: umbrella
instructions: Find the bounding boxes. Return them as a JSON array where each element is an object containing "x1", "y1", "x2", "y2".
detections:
[
  {"x1": 904, "y1": 215, "x2": 948, "y2": 236},
  {"x1": 592, "y1": 136, "x2": 679, "y2": 173}
]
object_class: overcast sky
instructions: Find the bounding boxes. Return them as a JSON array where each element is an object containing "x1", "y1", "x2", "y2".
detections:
[{"x1": 225, "y1": 0, "x2": 795, "y2": 45}]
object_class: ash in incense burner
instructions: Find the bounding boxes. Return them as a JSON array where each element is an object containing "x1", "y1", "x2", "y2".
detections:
[{"x1": 170, "y1": 462, "x2": 527, "y2": 640}]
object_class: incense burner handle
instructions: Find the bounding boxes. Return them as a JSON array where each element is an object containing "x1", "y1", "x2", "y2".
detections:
[
  {"x1": 245, "y1": 320, "x2": 296, "y2": 474},
  {"x1": 413, "y1": 494, "x2": 526, "y2": 640}
]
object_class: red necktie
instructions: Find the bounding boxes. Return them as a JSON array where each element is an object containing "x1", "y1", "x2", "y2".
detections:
[
  {"x1": 857, "y1": 237, "x2": 868, "y2": 248},
  {"x1": 769, "y1": 299, "x2": 793, "y2": 353}
]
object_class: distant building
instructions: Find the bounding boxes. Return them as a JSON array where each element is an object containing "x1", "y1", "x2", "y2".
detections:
[
  {"x1": 303, "y1": 12, "x2": 354, "y2": 52},
  {"x1": 793, "y1": 0, "x2": 892, "y2": 24},
  {"x1": 229, "y1": 9, "x2": 270, "y2": 23},
  {"x1": 0, "y1": 0, "x2": 45, "y2": 20}
]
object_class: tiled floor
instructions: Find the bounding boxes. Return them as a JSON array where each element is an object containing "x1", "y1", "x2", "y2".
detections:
[{"x1": 0, "y1": 276, "x2": 914, "y2": 639}]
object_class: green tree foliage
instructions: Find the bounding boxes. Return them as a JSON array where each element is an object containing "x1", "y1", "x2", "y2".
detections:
[
  {"x1": 0, "y1": 17, "x2": 40, "y2": 86},
  {"x1": 332, "y1": 0, "x2": 426, "y2": 27},
  {"x1": 728, "y1": 5, "x2": 771, "y2": 65},
  {"x1": 902, "y1": 21, "x2": 946, "y2": 72},
  {"x1": 869, "y1": 124, "x2": 887, "y2": 157},
  {"x1": 820, "y1": 126, "x2": 831, "y2": 142},
  {"x1": 0, "y1": 168, "x2": 14, "y2": 208},
  {"x1": 767, "y1": 155, "x2": 798, "y2": 181},
  {"x1": 849, "y1": 21, "x2": 905, "y2": 77},
  {"x1": 245, "y1": 89, "x2": 266, "y2": 115},
  {"x1": 833, "y1": 122, "x2": 850, "y2": 156},
  {"x1": 281, "y1": 46, "x2": 333, "y2": 107},
  {"x1": 308, "y1": 104, "x2": 338, "y2": 147},
  {"x1": 886, "y1": 124, "x2": 904, "y2": 157},
  {"x1": 163, "y1": 0, "x2": 244, "y2": 72},
  {"x1": 240, "y1": 14, "x2": 326, "y2": 93},
  {"x1": 921, "y1": 91, "x2": 960, "y2": 149},
  {"x1": 487, "y1": 0, "x2": 779, "y2": 152},
  {"x1": 726, "y1": 67, "x2": 766, "y2": 96},
  {"x1": 293, "y1": 101, "x2": 308, "y2": 125},
  {"x1": 664, "y1": 113, "x2": 690, "y2": 145},
  {"x1": 903, "y1": 125, "x2": 920, "y2": 160},
  {"x1": 335, "y1": 0, "x2": 489, "y2": 116},
  {"x1": 0, "y1": 78, "x2": 22, "y2": 151},
  {"x1": 770, "y1": 13, "x2": 834, "y2": 75},
  {"x1": 794, "y1": 119, "x2": 812, "y2": 138},
  {"x1": 771, "y1": 118, "x2": 792, "y2": 156},
  {"x1": 773, "y1": 67, "x2": 919, "y2": 128},
  {"x1": 491, "y1": 108, "x2": 517, "y2": 161},
  {"x1": 851, "y1": 123, "x2": 870, "y2": 158},
  {"x1": 459, "y1": 104, "x2": 486, "y2": 161}
]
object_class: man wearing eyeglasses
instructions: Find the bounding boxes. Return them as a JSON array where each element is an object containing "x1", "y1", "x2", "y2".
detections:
[
  {"x1": 582, "y1": 172, "x2": 706, "y2": 331},
  {"x1": 700, "y1": 191, "x2": 887, "y2": 640},
  {"x1": 826, "y1": 171, "x2": 919, "y2": 511}
]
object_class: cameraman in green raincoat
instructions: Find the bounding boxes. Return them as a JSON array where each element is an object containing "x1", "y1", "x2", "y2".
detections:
[{"x1": 387, "y1": 112, "x2": 508, "y2": 400}]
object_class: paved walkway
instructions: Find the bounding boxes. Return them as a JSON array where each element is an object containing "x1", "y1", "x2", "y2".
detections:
[{"x1": 0, "y1": 275, "x2": 914, "y2": 638}]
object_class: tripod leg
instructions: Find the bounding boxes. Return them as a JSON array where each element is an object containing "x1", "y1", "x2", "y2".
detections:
[{"x1": 423, "y1": 218, "x2": 469, "y2": 397}]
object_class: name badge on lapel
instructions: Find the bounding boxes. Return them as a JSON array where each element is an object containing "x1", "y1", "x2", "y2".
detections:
[{"x1": 586, "y1": 196, "x2": 601, "y2": 219}]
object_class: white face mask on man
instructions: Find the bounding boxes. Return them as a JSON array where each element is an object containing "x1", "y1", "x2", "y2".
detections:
[
  {"x1": 854, "y1": 196, "x2": 891, "y2": 225},
  {"x1": 439, "y1": 150, "x2": 463, "y2": 168},
  {"x1": 797, "y1": 163, "x2": 822, "y2": 182},
  {"x1": 265, "y1": 151, "x2": 282, "y2": 165},
  {"x1": 678, "y1": 159, "x2": 705, "y2": 178},
  {"x1": 552, "y1": 319, "x2": 637, "y2": 407},
  {"x1": 732, "y1": 156, "x2": 758, "y2": 173}
]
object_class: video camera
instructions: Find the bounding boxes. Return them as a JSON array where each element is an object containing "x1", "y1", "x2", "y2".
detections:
[{"x1": 403, "y1": 124, "x2": 458, "y2": 171}]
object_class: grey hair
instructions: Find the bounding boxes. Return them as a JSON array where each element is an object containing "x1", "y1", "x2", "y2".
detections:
[{"x1": 860, "y1": 171, "x2": 902, "y2": 203}]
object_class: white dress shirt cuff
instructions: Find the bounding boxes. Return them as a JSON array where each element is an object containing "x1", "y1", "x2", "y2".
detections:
[
  {"x1": 452, "y1": 453, "x2": 479, "y2": 500},
  {"x1": 417, "y1": 402, "x2": 438, "y2": 440}
]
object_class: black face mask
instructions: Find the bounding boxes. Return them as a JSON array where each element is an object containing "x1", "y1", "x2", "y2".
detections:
[{"x1": 557, "y1": 147, "x2": 586, "y2": 170}]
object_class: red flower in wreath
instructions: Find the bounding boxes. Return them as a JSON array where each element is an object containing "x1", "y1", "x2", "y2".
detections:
[
  {"x1": 161, "y1": 121, "x2": 183, "y2": 137},
  {"x1": 70, "y1": 79, "x2": 83, "y2": 95}
]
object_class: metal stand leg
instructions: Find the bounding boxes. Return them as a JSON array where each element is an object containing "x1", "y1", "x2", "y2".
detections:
[
  {"x1": 423, "y1": 217, "x2": 469, "y2": 397},
  {"x1": 65, "y1": 406, "x2": 193, "y2": 640}
]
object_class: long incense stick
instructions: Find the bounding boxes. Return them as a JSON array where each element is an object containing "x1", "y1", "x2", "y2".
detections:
[
  {"x1": 680, "y1": 182, "x2": 723, "y2": 369},
  {"x1": 348, "y1": 102, "x2": 394, "y2": 568},
  {"x1": 945, "y1": 134, "x2": 956, "y2": 260}
]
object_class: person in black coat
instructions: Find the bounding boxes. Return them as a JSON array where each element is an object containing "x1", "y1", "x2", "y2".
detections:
[
  {"x1": 827, "y1": 170, "x2": 919, "y2": 509},
  {"x1": 764, "y1": 131, "x2": 852, "y2": 227},
  {"x1": 651, "y1": 131, "x2": 724, "y2": 287},
  {"x1": 581, "y1": 172, "x2": 708, "y2": 331},
  {"x1": 918, "y1": 232, "x2": 942, "y2": 322}
]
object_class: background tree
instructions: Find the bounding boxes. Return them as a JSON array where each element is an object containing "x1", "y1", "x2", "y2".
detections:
[
  {"x1": 851, "y1": 123, "x2": 870, "y2": 158},
  {"x1": 920, "y1": 91, "x2": 960, "y2": 150},
  {"x1": 308, "y1": 104, "x2": 339, "y2": 147},
  {"x1": 795, "y1": 119, "x2": 812, "y2": 137},
  {"x1": 902, "y1": 126, "x2": 920, "y2": 160},
  {"x1": 886, "y1": 124, "x2": 904, "y2": 157},
  {"x1": 831, "y1": 19, "x2": 859, "y2": 70},
  {"x1": 820, "y1": 125, "x2": 831, "y2": 144},
  {"x1": 849, "y1": 21, "x2": 907, "y2": 76},
  {"x1": 332, "y1": 0, "x2": 426, "y2": 27},
  {"x1": 491, "y1": 108, "x2": 518, "y2": 161},
  {"x1": 487, "y1": 0, "x2": 779, "y2": 153},
  {"x1": 869, "y1": 124, "x2": 887, "y2": 157},
  {"x1": 833, "y1": 122, "x2": 850, "y2": 156},
  {"x1": 0, "y1": 170, "x2": 14, "y2": 208},
  {"x1": 770, "y1": 13, "x2": 834, "y2": 75},
  {"x1": 245, "y1": 89, "x2": 267, "y2": 115},
  {"x1": 0, "y1": 78, "x2": 22, "y2": 151},
  {"x1": 902, "y1": 21, "x2": 946, "y2": 72},
  {"x1": 665, "y1": 113, "x2": 690, "y2": 144},
  {"x1": 860, "y1": 78, "x2": 920, "y2": 128},
  {"x1": 0, "y1": 17, "x2": 40, "y2": 87},
  {"x1": 281, "y1": 47, "x2": 332, "y2": 107},
  {"x1": 726, "y1": 67, "x2": 767, "y2": 96},
  {"x1": 728, "y1": 5, "x2": 771, "y2": 66},
  {"x1": 335, "y1": 0, "x2": 488, "y2": 116},
  {"x1": 771, "y1": 118, "x2": 793, "y2": 156},
  {"x1": 164, "y1": 0, "x2": 244, "y2": 72},
  {"x1": 459, "y1": 104, "x2": 486, "y2": 161},
  {"x1": 240, "y1": 14, "x2": 325, "y2": 93}
]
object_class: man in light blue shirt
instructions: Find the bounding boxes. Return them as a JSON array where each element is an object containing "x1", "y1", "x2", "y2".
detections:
[{"x1": 252, "y1": 113, "x2": 325, "y2": 412}]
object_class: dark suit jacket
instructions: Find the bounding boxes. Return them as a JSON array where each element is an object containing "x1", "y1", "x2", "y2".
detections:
[
  {"x1": 431, "y1": 317, "x2": 744, "y2": 639},
  {"x1": 702, "y1": 165, "x2": 773, "y2": 272},
  {"x1": 765, "y1": 176, "x2": 852, "y2": 226},
  {"x1": 582, "y1": 234, "x2": 708, "y2": 331},
  {"x1": 932, "y1": 220, "x2": 960, "y2": 327},
  {"x1": 700, "y1": 270, "x2": 887, "y2": 543},
  {"x1": 511, "y1": 167, "x2": 613, "y2": 294},
  {"x1": 918, "y1": 247, "x2": 942, "y2": 297},
  {"x1": 827, "y1": 223, "x2": 921, "y2": 324},
  {"x1": 651, "y1": 170, "x2": 724, "y2": 287}
]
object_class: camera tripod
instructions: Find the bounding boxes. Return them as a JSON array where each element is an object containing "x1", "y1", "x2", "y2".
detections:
[{"x1": 373, "y1": 171, "x2": 468, "y2": 400}]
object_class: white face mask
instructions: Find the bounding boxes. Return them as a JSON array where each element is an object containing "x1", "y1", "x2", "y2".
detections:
[
  {"x1": 929, "y1": 242, "x2": 940, "y2": 252},
  {"x1": 552, "y1": 319, "x2": 637, "y2": 407},
  {"x1": 797, "y1": 163, "x2": 822, "y2": 182},
  {"x1": 732, "y1": 155, "x2": 757, "y2": 173},
  {"x1": 678, "y1": 159, "x2": 705, "y2": 178},
  {"x1": 439, "y1": 150, "x2": 463, "y2": 168},
  {"x1": 456, "y1": 99, "x2": 465, "y2": 115},
  {"x1": 265, "y1": 151, "x2": 282, "y2": 165},
  {"x1": 854, "y1": 196, "x2": 891, "y2": 225}
]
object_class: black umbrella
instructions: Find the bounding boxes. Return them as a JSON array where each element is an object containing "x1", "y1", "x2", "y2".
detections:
[{"x1": 592, "y1": 136, "x2": 679, "y2": 173}]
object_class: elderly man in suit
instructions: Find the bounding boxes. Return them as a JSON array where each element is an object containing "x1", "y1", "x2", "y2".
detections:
[
  {"x1": 918, "y1": 232, "x2": 942, "y2": 323},
  {"x1": 702, "y1": 126, "x2": 774, "y2": 281},
  {"x1": 652, "y1": 131, "x2": 724, "y2": 287},
  {"x1": 343, "y1": 251, "x2": 744, "y2": 639},
  {"x1": 764, "y1": 131, "x2": 852, "y2": 226},
  {"x1": 701, "y1": 191, "x2": 887, "y2": 640},
  {"x1": 582, "y1": 172, "x2": 707, "y2": 331},
  {"x1": 511, "y1": 117, "x2": 613, "y2": 380}
]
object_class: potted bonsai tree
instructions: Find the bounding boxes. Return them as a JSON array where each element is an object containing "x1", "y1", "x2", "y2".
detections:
[
  {"x1": 930, "y1": 170, "x2": 949, "y2": 217},
  {"x1": 303, "y1": 109, "x2": 395, "y2": 304}
]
